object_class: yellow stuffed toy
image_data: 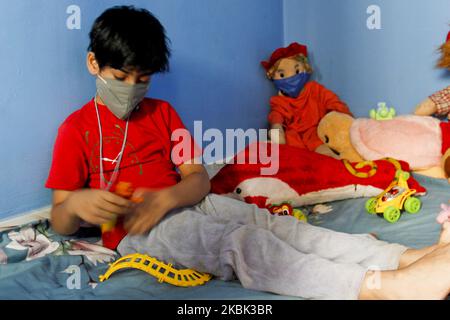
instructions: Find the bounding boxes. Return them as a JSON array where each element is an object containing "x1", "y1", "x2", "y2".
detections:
[{"x1": 316, "y1": 111, "x2": 363, "y2": 162}]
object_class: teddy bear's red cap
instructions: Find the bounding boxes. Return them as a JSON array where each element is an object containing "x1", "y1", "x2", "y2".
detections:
[
  {"x1": 447, "y1": 31, "x2": 450, "y2": 42},
  {"x1": 261, "y1": 42, "x2": 308, "y2": 71}
]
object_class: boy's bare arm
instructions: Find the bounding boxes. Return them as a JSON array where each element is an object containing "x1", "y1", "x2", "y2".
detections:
[
  {"x1": 50, "y1": 190, "x2": 81, "y2": 236},
  {"x1": 169, "y1": 163, "x2": 211, "y2": 209}
]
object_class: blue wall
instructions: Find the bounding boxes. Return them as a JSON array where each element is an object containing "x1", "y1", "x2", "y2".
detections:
[
  {"x1": 0, "y1": 0, "x2": 283, "y2": 219},
  {"x1": 4, "y1": 0, "x2": 447, "y2": 220},
  {"x1": 284, "y1": 0, "x2": 450, "y2": 117}
]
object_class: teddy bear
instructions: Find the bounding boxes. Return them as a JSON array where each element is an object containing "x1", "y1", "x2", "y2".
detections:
[
  {"x1": 317, "y1": 111, "x2": 450, "y2": 181},
  {"x1": 414, "y1": 32, "x2": 450, "y2": 120},
  {"x1": 261, "y1": 42, "x2": 353, "y2": 158}
]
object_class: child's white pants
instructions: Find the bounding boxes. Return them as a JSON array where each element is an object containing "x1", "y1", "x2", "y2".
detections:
[{"x1": 118, "y1": 194, "x2": 408, "y2": 300}]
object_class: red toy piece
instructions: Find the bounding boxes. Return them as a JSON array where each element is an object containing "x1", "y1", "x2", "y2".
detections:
[
  {"x1": 267, "y1": 203, "x2": 294, "y2": 216},
  {"x1": 266, "y1": 202, "x2": 308, "y2": 222}
]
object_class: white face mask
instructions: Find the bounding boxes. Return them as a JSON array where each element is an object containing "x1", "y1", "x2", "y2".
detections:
[{"x1": 96, "y1": 75, "x2": 150, "y2": 120}]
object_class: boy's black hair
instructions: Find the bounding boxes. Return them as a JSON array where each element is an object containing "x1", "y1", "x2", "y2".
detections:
[{"x1": 88, "y1": 6, "x2": 171, "y2": 73}]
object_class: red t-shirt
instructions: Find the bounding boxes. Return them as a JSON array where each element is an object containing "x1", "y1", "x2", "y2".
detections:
[{"x1": 46, "y1": 98, "x2": 200, "y2": 192}]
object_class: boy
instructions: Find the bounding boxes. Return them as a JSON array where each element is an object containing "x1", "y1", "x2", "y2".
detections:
[{"x1": 47, "y1": 6, "x2": 450, "y2": 300}]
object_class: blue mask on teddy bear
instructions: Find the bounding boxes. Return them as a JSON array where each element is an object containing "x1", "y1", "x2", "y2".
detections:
[{"x1": 273, "y1": 72, "x2": 311, "y2": 98}]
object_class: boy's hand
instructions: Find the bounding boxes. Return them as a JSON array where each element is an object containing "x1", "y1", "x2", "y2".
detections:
[
  {"x1": 66, "y1": 189, "x2": 133, "y2": 226},
  {"x1": 124, "y1": 189, "x2": 176, "y2": 235}
]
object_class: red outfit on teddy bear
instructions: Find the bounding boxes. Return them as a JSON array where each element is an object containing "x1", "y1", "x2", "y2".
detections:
[{"x1": 268, "y1": 82, "x2": 352, "y2": 151}]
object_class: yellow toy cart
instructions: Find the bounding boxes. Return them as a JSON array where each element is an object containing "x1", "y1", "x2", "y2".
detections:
[{"x1": 365, "y1": 169, "x2": 421, "y2": 223}]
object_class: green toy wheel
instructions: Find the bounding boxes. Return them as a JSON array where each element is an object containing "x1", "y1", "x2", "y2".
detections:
[
  {"x1": 365, "y1": 198, "x2": 378, "y2": 214},
  {"x1": 383, "y1": 206, "x2": 401, "y2": 223},
  {"x1": 404, "y1": 197, "x2": 421, "y2": 214},
  {"x1": 395, "y1": 170, "x2": 410, "y2": 180},
  {"x1": 401, "y1": 171, "x2": 410, "y2": 180}
]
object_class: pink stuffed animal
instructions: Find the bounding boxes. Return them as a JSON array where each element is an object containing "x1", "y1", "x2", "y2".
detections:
[
  {"x1": 317, "y1": 112, "x2": 450, "y2": 180},
  {"x1": 436, "y1": 203, "x2": 450, "y2": 224}
]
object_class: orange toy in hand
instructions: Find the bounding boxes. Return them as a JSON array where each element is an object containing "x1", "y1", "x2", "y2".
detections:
[{"x1": 101, "y1": 182, "x2": 143, "y2": 250}]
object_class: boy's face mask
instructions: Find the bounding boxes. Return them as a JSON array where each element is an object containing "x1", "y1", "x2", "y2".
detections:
[
  {"x1": 273, "y1": 72, "x2": 311, "y2": 98},
  {"x1": 96, "y1": 75, "x2": 150, "y2": 120}
]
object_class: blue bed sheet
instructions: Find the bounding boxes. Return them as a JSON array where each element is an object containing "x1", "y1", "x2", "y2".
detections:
[{"x1": 0, "y1": 174, "x2": 448, "y2": 300}]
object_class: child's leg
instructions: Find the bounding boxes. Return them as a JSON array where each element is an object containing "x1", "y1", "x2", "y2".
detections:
[
  {"x1": 196, "y1": 194, "x2": 408, "y2": 270},
  {"x1": 359, "y1": 243, "x2": 450, "y2": 299},
  {"x1": 117, "y1": 208, "x2": 368, "y2": 299}
]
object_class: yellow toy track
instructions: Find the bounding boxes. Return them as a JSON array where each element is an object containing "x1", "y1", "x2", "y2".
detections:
[
  {"x1": 342, "y1": 159, "x2": 377, "y2": 178},
  {"x1": 342, "y1": 157, "x2": 401, "y2": 178},
  {"x1": 99, "y1": 253, "x2": 212, "y2": 287},
  {"x1": 384, "y1": 157, "x2": 402, "y2": 170}
]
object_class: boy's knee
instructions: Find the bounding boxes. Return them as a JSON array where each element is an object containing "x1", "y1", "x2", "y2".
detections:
[
  {"x1": 220, "y1": 224, "x2": 272, "y2": 261},
  {"x1": 116, "y1": 234, "x2": 140, "y2": 256}
]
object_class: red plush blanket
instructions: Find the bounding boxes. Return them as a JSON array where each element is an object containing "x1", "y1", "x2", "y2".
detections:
[{"x1": 210, "y1": 142, "x2": 426, "y2": 208}]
